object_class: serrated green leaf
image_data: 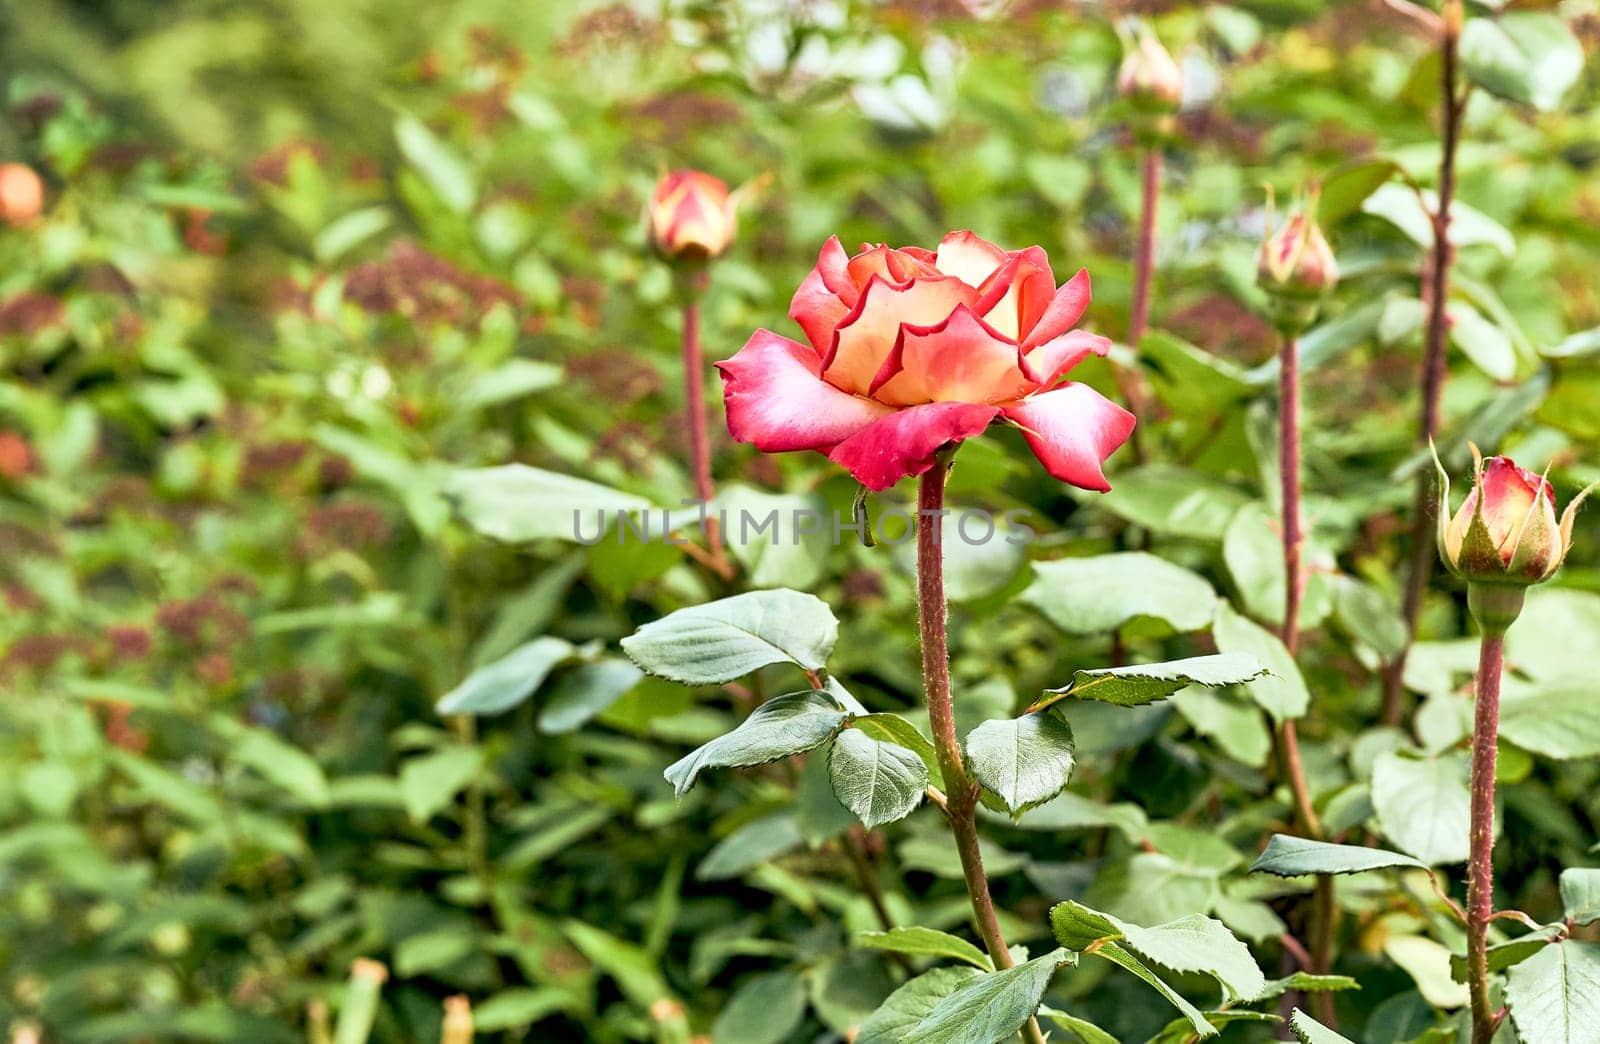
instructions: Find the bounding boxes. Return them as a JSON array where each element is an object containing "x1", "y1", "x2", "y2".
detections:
[
  {"x1": 1561, "y1": 868, "x2": 1600, "y2": 925},
  {"x1": 1460, "y1": 13, "x2": 1584, "y2": 112},
  {"x1": 964, "y1": 712, "x2": 1076, "y2": 813},
  {"x1": 623, "y1": 589, "x2": 838, "y2": 684},
  {"x1": 1249, "y1": 834, "x2": 1428, "y2": 877},
  {"x1": 437, "y1": 636, "x2": 576, "y2": 715},
  {"x1": 536, "y1": 657, "x2": 643, "y2": 733},
  {"x1": 1257, "y1": 973, "x2": 1361, "y2": 1001},
  {"x1": 1049, "y1": 901, "x2": 1265, "y2": 1003},
  {"x1": 856, "y1": 967, "x2": 980, "y2": 1044},
  {"x1": 1091, "y1": 941, "x2": 1216, "y2": 1038},
  {"x1": 446, "y1": 464, "x2": 652, "y2": 543},
  {"x1": 828, "y1": 729, "x2": 927, "y2": 829},
  {"x1": 1505, "y1": 940, "x2": 1600, "y2": 1044},
  {"x1": 711, "y1": 970, "x2": 807, "y2": 1044},
  {"x1": 1450, "y1": 924, "x2": 1564, "y2": 983},
  {"x1": 1212, "y1": 603, "x2": 1309, "y2": 721},
  {"x1": 855, "y1": 927, "x2": 991, "y2": 970},
  {"x1": 853, "y1": 713, "x2": 943, "y2": 789},
  {"x1": 1035, "y1": 653, "x2": 1266, "y2": 712},
  {"x1": 398, "y1": 745, "x2": 483, "y2": 824},
  {"x1": 1022, "y1": 552, "x2": 1218, "y2": 635},
  {"x1": 1362, "y1": 182, "x2": 1515, "y2": 256},
  {"x1": 1371, "y1": 751, "x2": 1471, "y2": 865},
  {"x1": 1289, "y1": 1008, "x2": 1356, "y2": 1044},
  {"x1": 664, "y1": 691, "x2": 849, "y2": 795},
  {"x1": 697, "y1": 813, "x2": 805, "y2": 881},
  {"x1": 908, "y1": 948, "x2": 1069, "y2": 1044}
]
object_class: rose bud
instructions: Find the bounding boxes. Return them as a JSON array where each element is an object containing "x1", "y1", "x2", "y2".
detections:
[
  {"x1": 0, "y1": 163, "x2": 45, "y2": 227},
  {"x1": 1256, "y1": 187, "x2": 1338, "y2": 334},
  {"x1": 1117, "y1": 28, "x2": 1183, "y2": 111},
  {"x1": 1435, "y1": 445, "x2": 1598, "y2": 632},
  {"x1": 649, "y1": 169, "x2": 736, "y2": 262}
]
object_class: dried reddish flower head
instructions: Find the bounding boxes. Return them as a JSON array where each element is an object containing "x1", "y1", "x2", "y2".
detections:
[
  {"x1": 649, "y1": 170, "x2": 736, "y2": 261},
  {"x1": 1437, "y1": 448, "x2": 1593, "y2": 587},
  {"x1": 0, "y1": 164, "x2": 44, "y2": 227},
  {"x1": 717, "y1": 231, "x2": 1136, "y2": 492}
]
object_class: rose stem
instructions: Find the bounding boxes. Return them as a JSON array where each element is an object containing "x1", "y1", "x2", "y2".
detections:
[
  {"x1": 1119, "y1": 146, "x2": 1162, "y2": 465},
  {"x1": 1382, "y1": 1, "x2": 1464, "y2": 726},
  {"x1": 1466, "y1": 629, "x2": 1504, "y2": 1044},
  {"x1": 1277, "y1": 331, "x2": 1337, "y2": 1025},
  {"x1": 681, "y1": 292, "x2": 730, "y2": 578},
  {"x1": 918, "y1": 462, "x2": 1045, "y2": 1044}
]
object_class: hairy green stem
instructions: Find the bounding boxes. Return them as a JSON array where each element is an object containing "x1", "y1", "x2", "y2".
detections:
[{"x1": 917, "y1": 464, "x2": 1044, "y2": 1044}]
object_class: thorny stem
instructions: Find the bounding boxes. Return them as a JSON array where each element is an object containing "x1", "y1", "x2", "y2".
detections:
[
  {"x1": 918, "y1": 463, "x2": 1045, "y2": 1044},
  {"x1": 1383, "y1": 2, "x2": 1464, "y2": 726},
  {"x1": 1467, "y1": 631, "x2": 1504, "y2": 1044},
  {"x1": 682, "y1": 294, "x2": 731, "y2": 579},
  {"x1": 1278, "y1": 330, "x2": 1336, "y2": 1026}
]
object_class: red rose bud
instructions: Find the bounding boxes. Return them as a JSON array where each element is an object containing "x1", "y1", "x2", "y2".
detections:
[
  {"x1": 0, "y1": 163, "x2": 45, "y2": 227},
  {"x1": 1435, "y1": 445, "x2": 1597, "y2": 629},
  {"x1": 649, "y1": 169, "x2": 736, "y2": 261},
  {"x1": 1257, "y1": 201, "x2": 1338, "y2": 299},
  {"x1": 1117, "y1": 28, "x2": 1183, "y2": 110}
]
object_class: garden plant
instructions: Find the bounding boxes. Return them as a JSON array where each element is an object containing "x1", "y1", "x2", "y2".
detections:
[{"x1": 4, "y1": 1, "x2": 1600, "y2": 1042}]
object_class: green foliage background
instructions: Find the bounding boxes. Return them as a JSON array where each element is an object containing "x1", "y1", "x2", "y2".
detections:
[{"x1": 3, "y1": 0, "x2": 1600, "y2": 1040}]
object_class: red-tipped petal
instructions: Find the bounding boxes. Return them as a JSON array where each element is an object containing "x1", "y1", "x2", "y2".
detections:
[
  {"x1": 828, "y1": 402, "x2": 999, "y2": 492},
  {"x1": 1003, "y1": 383, "x2": 1136, "y2": 492},
  {"x1": 934, "y1": 230, "x2": 1008, "y2": 288},
  {"x1": 789, "y1": 237, "x2": 854, "y2": 355},
  {"x1": 847, "y1": 244, "x2": 940, "y2": 290},
  {"x1": 821, "y1": 275, "x2": 978, "y2": 396},
  {"x1": 718, "y1": 330, "x2": 892, "y2": 452},
  {"x1": 1020, "y1": 330, "x2": 1112, "y2": 387},
  {"x1": 870, "y1": 305, "x2": 1031, "y2": 407},
  {"x1": 975, "y1": 247, "x2": 1056, "y2": 341},
  {"x1": 1021, "y1": 268, "x2": 1092, "y2": 350}
]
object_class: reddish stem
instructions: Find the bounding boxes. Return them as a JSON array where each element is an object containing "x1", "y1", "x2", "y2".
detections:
[
  {"x1": 1467, "y1": 630, "x2": 1504, "y2": 1044},
  {"x1": 1278, "y1": 330, "x2": 1337, "y2": 1025},
  {"x1": 1280, "y1": 333, "x2": 1303, "y2": 657},
  {"x1": 1129, "y1": 148, "x2": 1161, "y2": 348},
  {"x1": 1383, "y1": 8, "x2": 1463, "y2": 726},
  {"x1": 682, "y1": 297, "x2": 729, "y2": 577},
  {"x1": 917, "y1": 464, "x2": 1044, "y2": 1044}
]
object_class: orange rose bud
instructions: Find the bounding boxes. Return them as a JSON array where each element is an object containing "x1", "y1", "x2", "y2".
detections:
[
  {"x1": 649, "y1": 170, "x2": 736, "y2": 261},
  {"x1": 1117, "y1": 29, "x2": 1183, "y2": 110},
  {"x1": 1435, "y1": 445, "x2": 1597, "y2": 630},
  {"x1": 0, "y1": 163, "x2": 45, "y2": 227}
]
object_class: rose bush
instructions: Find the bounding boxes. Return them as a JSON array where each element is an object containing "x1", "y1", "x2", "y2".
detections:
[{"x1": 717, "y1": 231, "x2": 1135, "y2": 491}]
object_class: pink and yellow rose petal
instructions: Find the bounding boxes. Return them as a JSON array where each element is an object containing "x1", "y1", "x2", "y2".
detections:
[{"x1": 717, "y1": 231, "x2": 1135, "y2": 492}]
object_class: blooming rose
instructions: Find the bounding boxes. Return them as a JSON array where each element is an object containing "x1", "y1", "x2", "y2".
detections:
[
  {"x1": 717, "y1": 231, "x2": 1135, "y2": 492},
  {"x1": 649, "y1": 170, "x2": 736, "y2": 261},
  {"x1": 1439, "y1": 450, "x2": 1592, "y2": 586}
]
